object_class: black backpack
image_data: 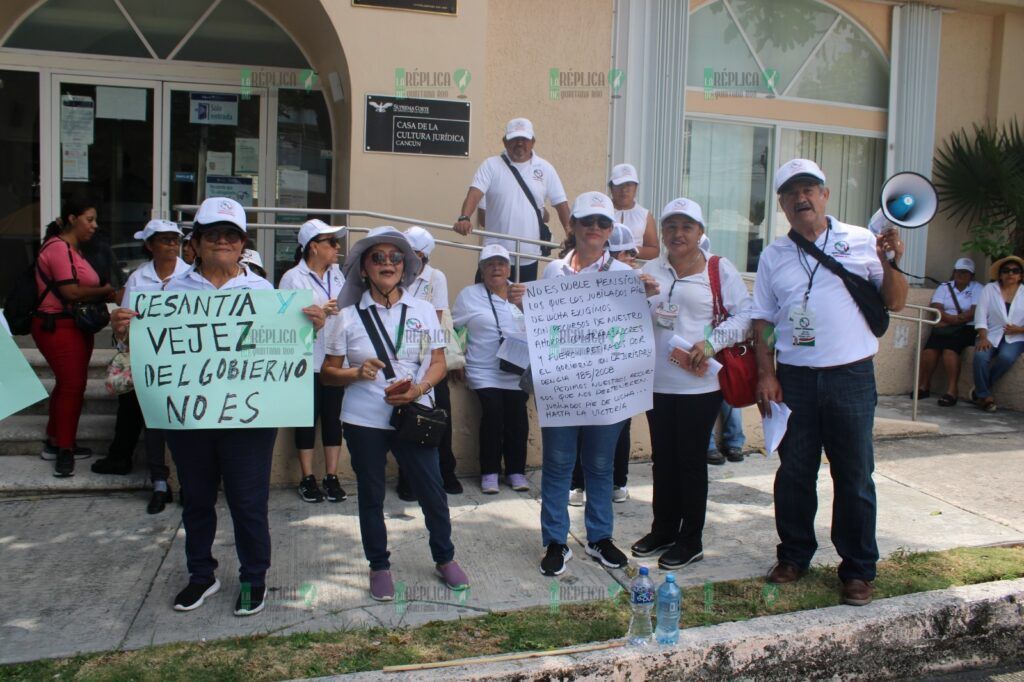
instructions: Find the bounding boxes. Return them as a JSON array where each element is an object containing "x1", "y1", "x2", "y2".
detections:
[{"x1": 2, "y1": 239, "x2": 72, "y2": 335}]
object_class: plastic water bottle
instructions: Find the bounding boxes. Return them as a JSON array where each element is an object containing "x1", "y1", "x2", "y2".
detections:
[
  {"x1": 655, "y1": 573, "x2": 682, "y2": 645},
  {"x1": 626, "y1": 566, "x2": 655, "y2": 646}
]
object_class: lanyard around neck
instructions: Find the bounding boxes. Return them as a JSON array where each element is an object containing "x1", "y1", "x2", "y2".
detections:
[
  {"x1": 796, "y1": 223, "x2": 831, "y2": 303},
  {"x1": 368, "y1": 304, "x2": 407, "y2": 359},
  {"x1": 308, "y1": 269, "x2": 331, "y2": 298}
]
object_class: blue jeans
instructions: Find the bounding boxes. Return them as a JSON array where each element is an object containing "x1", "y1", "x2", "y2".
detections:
[
  {"x1": 775, "y1": 359, "x2": 879, "y2": 582},
  {"x1": 707, "y1": 403, "x2": 746, "y2": 453},
  {"x1": 540, "y1": 421, "x2": 625, "y2": 546},
  {"x1": 973, "y1": 340, "x2": 1024, "y2": 399},
  {"x1": 343, "y1": 423, "x2": 455, "y2": 571}
]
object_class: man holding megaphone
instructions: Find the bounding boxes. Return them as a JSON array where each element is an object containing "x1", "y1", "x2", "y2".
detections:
[{"x1": 751, "y1": 158, "x2": 908, "y2": 607}]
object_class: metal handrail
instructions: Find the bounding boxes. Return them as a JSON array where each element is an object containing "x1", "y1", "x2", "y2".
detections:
[{"x1": 892, "y1": 303, "x2": 942, "y2": 421}]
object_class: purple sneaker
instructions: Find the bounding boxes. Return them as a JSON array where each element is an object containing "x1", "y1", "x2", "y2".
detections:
[
  {"x1": 506, "y1": 473, "x2": 530, "y2": 491},
  {"x1": 369, "y1": 570, "x2": 395, "y2": 601},
  {"x1": 480, "y1": 474, "x2": 499, "y2": 494},
  {"x1": 435, "y1": 561, "x2": 470, "y2": 591}
]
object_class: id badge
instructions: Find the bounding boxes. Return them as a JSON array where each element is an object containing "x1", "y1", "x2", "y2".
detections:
[
  {"x1": 655, "y1": 302, "x2": 679, "y2": 330},
  {"x1": 789, "y1": 305, "x2": 816, "y2": 347}
]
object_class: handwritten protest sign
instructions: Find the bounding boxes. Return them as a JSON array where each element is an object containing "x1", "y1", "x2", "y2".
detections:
[
  {"x1": 130, "y1": 290, "x2": 314, "y2": 429},
  {"x1": 0, "y1": 331, "x2": 48, "y2": 421},
  {"x1": 523, "y1": 270, "x2": 655, "y2": 427}
]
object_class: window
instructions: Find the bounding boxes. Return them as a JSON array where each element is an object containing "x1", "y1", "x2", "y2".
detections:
[{"x1": 0, "y1": 70, "x2": 40, "y2": 305}]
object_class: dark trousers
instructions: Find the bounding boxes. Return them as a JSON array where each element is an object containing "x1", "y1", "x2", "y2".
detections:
[
  {"x1": 344, "y1": 423, "x2": 455, "y2": 571},
  {"x1": 31, "y1": 318, "x2": 92, "y2": 449},
  {"x1": 398, "y1": 377, "x2": 456, "y2": 487},
  {"x1": 109, "y1": 390, "x2": 169, "y2": 482},
  {"x1": 646, "y1": 392, "x2": 722, "y2": 551},
  {"x1": 775, "y1": 359, "x2": 879, "y2": 582},
  {"x1": 165, "y1": 428, "x2": 276, "y2": 586},
  {"x1": 475, "y1": 387, "x2": 529, "y2": 476},
  {"x1": 294, "y1": 372, "x2": 344, "y2": 449},
  {"x1": 571, "y1": 419, "x2": 630, "y2": 489}
]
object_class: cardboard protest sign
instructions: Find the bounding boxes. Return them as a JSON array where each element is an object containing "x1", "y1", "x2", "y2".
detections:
[
  {"x1": 129, "y1": 290, "x2": 314, "y2": 429},
  {"x1": 0, "y1": 331, "x2": 48, "y2": 421},
  {"x1": 523, "y1": 270, "x2": 655, "y2": 427}
]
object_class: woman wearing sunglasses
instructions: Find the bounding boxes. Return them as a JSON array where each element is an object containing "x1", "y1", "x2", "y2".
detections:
[
  {"x1": 279, "y1": 219, "x2": 348, "y2": 504},
  {"x1": 111, "y1": 197, "x2": 327, "y2": 617},
  {"x1": 517, "y1": 192, "x2": 660, "y2": 578},
  {"x1": 321, "y1": 227, "x2": 468, "y2": 602},
  {"x1": 972, "y1": 255, "x2": 1024, "y2": 413},
  {"x1": 91, "y1": 220, "x2": 189, "y2": 516}
]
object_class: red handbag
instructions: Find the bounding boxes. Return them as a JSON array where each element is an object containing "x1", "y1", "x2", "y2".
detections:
[{"x1": 708, "y1": 255, "x2": 757, "y2": 408}]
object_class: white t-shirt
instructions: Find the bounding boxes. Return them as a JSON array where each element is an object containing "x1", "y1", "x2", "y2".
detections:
[
  {"x1": 409, "y1": 263, "x2": 449, "y2": 311},
  {"x1": 278, "y1": 260, "x2": 346, "y2": 371},
  {"x1": 122, "y1": 258, "x2": 190, "y2": 303},
  {"x1": 615, "y1": 204, "x2": 650, "y2": 247},
  {"x1": 471, "y1": 153, "x2": 567, "y2": 264},
  {"x1": 642, "y1": 254, "x2": 752, "y2": 395},
  {"x1": 974, "y1": 281, "x2": 1024, "y2": 347},
  {"x1": 751, "y1": 217, "x2": 884, "y2": 368},
  {"x1": 324, "y1": 290, "x2": 445, "y2": 429},
  {"x1": 165, "y1": 265, "x2": 272, "y2": 292},
  {"x1": 451, "y1": 283, "x2": 526, "y2": 391},
  {"x1": 542, "y1": 250, "x2": 632, "y2": 279},
  {"x1": 930, "y1": 280, "x2": 983, "y2": 326}
]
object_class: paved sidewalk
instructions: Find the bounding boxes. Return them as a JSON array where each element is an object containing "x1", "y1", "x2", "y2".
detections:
[{"x1": 2, "y1": 400, "x2": 1023, "y2": 665}]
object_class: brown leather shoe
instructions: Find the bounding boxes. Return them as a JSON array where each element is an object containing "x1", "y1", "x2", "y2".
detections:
[
  {"x1": 841, "y1": 579, "x2": 874, "y2": 606},
  {"x1": 766, "y1": 561, "x2": 806, "y2": 584}
]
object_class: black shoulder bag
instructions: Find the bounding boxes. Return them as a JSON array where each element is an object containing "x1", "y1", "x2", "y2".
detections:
[
  {"x1": 501, "y1": 153, "x2": 553, "y2": 256},
  {"x1": 787, "y1": 228, "x2": 890, "y2": 338},
  {"x1": 356, "y1": 305, "x2": 449, "y2": 447},
  {"x1": 487, "y1": 287, "x2": 526, "y2": 375},
  {"x1": 931, "y1": 283, "x2": 966, "y2": 337}
]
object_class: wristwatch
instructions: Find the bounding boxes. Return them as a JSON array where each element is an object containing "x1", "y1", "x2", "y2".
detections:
[{"x1": 457, "y1": 215, "x2": 470, "y2": 222}]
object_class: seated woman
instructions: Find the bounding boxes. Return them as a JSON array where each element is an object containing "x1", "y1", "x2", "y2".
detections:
[
  {"x1": 972, "y1": 255, "x2": 1024, "y2": 413},
  {"x1": 912, "y1": 258, "x2": 983, "y2": 406}
]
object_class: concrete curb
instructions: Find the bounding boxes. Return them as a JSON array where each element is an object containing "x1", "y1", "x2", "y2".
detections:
[{"x1": 332, "y1": 579, "x2": 1024, "y2": 681}]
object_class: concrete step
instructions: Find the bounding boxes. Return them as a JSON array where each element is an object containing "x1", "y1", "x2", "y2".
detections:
[
  {"x1": 0, "y1": 414, "x2": 117, "y2": 456},
  {"x1": 22, "y1": 348, "x2": 116, "y2": 381},
  {"x1": 0, "y1": 454, "x2": 150, "y2": 493},
  {"x1": 17, "y1": 378, "x2": 118, "y2": 417}
]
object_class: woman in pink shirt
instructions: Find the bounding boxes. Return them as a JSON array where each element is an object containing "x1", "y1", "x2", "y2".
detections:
[{"x1": 32, "y1": 198, "x2": 116, "y2": 477}]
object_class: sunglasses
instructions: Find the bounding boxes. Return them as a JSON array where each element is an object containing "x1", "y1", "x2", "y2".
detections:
[
  {"x1": 151, "y1": 234, "x2": 181, "y2": 245},
  {"x1": 199, "y1": 228, "x2": 243, "y2": 244},
  {"x1": 312, "y1": 236, "x2": 341, "y2": 247},
  {"x1": 369, "y1": 251, "x2": 404, "y2": 266},
  {"x1": 577, "y1": 216, "x2": 613, "y2": 229},
  {"x1": 1000, "y1": 267, "x2": 1022, "y2": 274}
]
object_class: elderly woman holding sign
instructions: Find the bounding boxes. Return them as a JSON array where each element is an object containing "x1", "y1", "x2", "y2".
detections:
[
  {"x1": 631, "y1": 198, "x2": 751, "y2": 571},
  {"x1": 320, "y1": 227, "x2": 468, "y2": 603},
  {"x1": 511, "y1": 191, "x2": 659, "y2": 578},
  {"x1": 111, "y1": 197, "x2": 325, "y2": 617}
]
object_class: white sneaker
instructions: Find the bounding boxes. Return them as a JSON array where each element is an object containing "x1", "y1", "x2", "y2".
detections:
[
  {"x1": 613, "y1": 486, "x2": 629, "y2": 503},
  {"x1": 568, "y1": 488, "x2": 585, "y2": 507}
]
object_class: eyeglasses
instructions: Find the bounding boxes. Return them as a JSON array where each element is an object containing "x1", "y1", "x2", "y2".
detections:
[
  {"x1": 198, "y1": 228, "x2": 243, "y2": 244},
  {"x1": 577, "y1": 216, "x2": 613, "y2": 229},
  {"x1": 313, "y1": 236, "x2": 341, "y2": 247},
  {"x1": 151, "y1": 234, "x2": 181, "y2": 245},
  {"x1": 1000, "y1": 267, "x2": 1022, "y2": 275},
  {"x1": 369, "y1": 251, "x2": 404, "y2": 266}
]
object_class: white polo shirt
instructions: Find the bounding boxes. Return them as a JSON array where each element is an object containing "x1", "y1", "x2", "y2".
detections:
[
  {"x1": 751, "y1": 217, "x2": 883, "y2": 368},
  {"x1": 409, "y1": 263, "x2": 449, "y2": 312},
  {"x1": 931, "y1": 280, "x2": 983, "y2": 325},
  {"x1": 165, "y1": 265, "x2": 272, "y2": 292},
  {"x1": 542, "y1": 250, "x2": 631, "y2": 279},
  {"x1": 470, "y1": 152, "x2": 567, "y2": 265},
  {"x1": 279, "y1": 259, "x2": 345, "y2": 371},
  {"x1": 974, "y1": 281, "x2": 1024, "y2": 347},
  {"x1": 451, "y1": 282, "x2": 526, "y2": 391},
  {"x1": 122, "y1": 258, "x2": 190, "y2": 303},
  {"x1": 642, "y1": 254, "x2": 752, "y2": 395},
  {"x1": 325, "y1": 289, "x2": 444, "y2": 429},
  {"x1": 615, "y1": 204, "x2": 650, "y2": 247}
]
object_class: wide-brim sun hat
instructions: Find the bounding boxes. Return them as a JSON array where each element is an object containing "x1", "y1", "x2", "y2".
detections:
[
  {"x1": 989, "y1": 254, "x2": 1024, "y2": 280},
  {"x1": 337, "y1": 226, "x2": 421, "y2": 309}
]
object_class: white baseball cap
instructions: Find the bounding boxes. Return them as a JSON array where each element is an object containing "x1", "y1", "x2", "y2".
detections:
[
  {"x1": 774, "y1": 158, "x2": 827, "y2": 193},
  {"x1": 404, "y1": 226, "x2": 436, "y2": 256},
  {"x1": 571, "y1": 191, "x2": 615, "y2": 221},
  {"x1": 298, "y1": 219, "x2": 345, "y2": 250},
  {"x1": 240, "y1": 248, "x2": 264, "y2": 270},
  {"x1": 953, "y1": 257, "x2": 975, "y2": 273},
  {"x1": 608, "y1": 223, "x2": 637, "y2": 253},
  {"x1": 479, "y1": 244, "x2": 511, "y2": 263},
  {"x1": 504, "y1": 117, "x2": 535, "y2": 141},
  {"x1": 133, "y1": 219, "x2": 182, "y2": 241},
  {"x1": 660, "y1": 197, "x2": 705, "y2": 226},
  {"x1": 194, "y1": 197, "x2": 247, "y2": 233},
  {"x1": 609, "y1": 163, "x2": 639, "y2": 186}
]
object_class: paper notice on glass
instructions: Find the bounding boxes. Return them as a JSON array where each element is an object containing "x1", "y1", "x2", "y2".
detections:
[
  {"x1": 60, "y1": 95, "x2": 94, "y2": 145},
  {"x1": 96, "y1": 86, "x2": 147, "y2": 121},
  {"x1": 205, "y1": 176, "x2": 253, "y2": 206},
  {"x1": 206, "y1": 151, "x2": 233, "y2": 175},
  {"x1": 761, "y1": 401, "x2": 792, "y2": 454},
  {"x1": 235, "y1": 138, "x2": 259, "y2": 173},
  {"x1": 496, "y1": 334, "x2": 530, "y2": 370},
  {"x1": 62, "y1": 144, "x2": 89, "y2": 182},
  {"x1": 668, "y1": 335, "x2": 723, "y2": 375},
  {"x1": 278, "y1": 168, "x2": 308, "y2": 207},
  {"x1": 189, "y1": 93, "x2": 238, "y2": 125}
]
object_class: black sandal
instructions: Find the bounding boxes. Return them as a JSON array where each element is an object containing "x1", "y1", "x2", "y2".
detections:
[
  {"x1": 909, "y1": 389, "x2": 930, "y2": 400},
  {"x1": 937, "y1": 394, "x2": 957, "y2": 407}
]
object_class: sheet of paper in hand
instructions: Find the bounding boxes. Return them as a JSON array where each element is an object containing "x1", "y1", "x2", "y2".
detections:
[
  {"x1": 0, "y1": 331, "x2": 48, "y2": 421},
  {"x1": 522, "y1": 270, "x2": 655, "y2": 427},
  {"x1": 129, "y1": 290, "x2": 315, "y2": 429}
]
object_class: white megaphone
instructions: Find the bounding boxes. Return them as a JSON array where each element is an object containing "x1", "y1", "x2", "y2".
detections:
[{"x1": 868, "y1": 171, "x2": 938, "y2": 263}]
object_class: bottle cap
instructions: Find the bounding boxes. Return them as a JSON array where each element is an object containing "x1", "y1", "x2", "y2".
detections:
[
  {"x1": 665, "y1": 574, "x2": 676, "y2": 583},
  {"x1": 638, "y1": 566, "x2": 649, "y2": 576}
]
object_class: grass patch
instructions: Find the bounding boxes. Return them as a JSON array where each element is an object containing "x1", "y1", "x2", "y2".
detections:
[{"x1": 4, "y1": 546, "x2": 1023, "y2": 680}]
